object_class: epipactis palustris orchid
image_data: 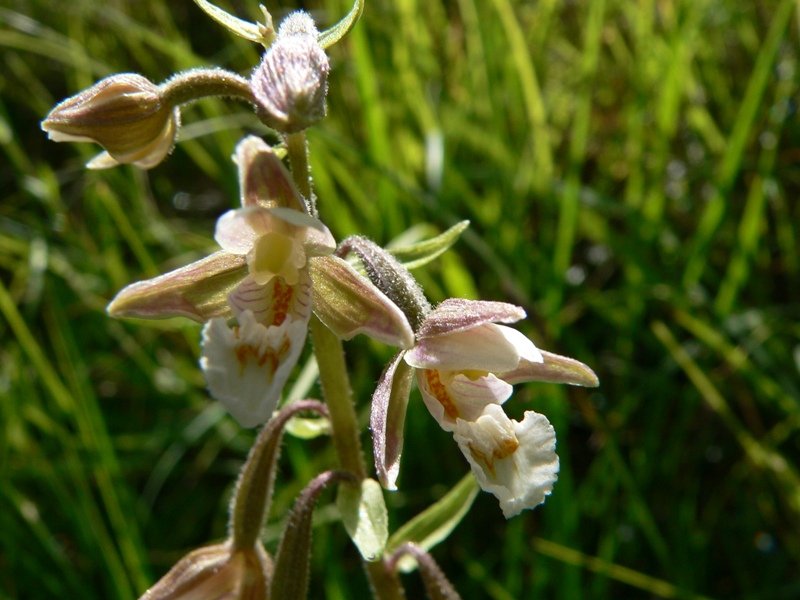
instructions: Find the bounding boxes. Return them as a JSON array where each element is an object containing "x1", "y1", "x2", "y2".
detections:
[
  {"x1": 372, "y1": 298, "x2": 599, "y2": 518},
  {"x1": 108, "y1": 135, "x2": 413, "y2": 427}
]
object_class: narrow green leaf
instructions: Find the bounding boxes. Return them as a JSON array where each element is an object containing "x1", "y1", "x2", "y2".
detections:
[
  {"x1": 317, "y1": 0, "x2": 364, "y2": 49},
  {"x1": 337, "y1": 478, "x2": 389, "y2": 562},
  {"x1": 389, "y1": 221, "x2": 470, "y2": 270},
  {"x1": 192, "y1": 0, "x2": 268, "y2": 45},
  {"x1": 387, "y1": 474, "x2": 479, "y2": 573}
]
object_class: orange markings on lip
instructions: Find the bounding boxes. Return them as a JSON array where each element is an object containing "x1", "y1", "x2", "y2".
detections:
[
  {"x1": 467, "y1": 437, "x2": 519, "y2": 478},
  {"x1": 232, "y1": 327, "x2": 292, "y2": 377},
  {"x1": 424, "y1": 369, "x2": 459, "y2": 420},
  {"x1": 269, "y1": 279, "x2": 293, "y2": 326}
]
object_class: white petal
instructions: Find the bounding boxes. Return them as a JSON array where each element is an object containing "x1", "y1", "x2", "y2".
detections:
[
  {"x1": 200, "y1": 310, "x2": 307, "y2": 428},
  {"x1": 214, "y1": 208, "x2": 263, "y2": 255},
  {"x1": 495, "y1": 325, "x2": 543, "y2": 364},
  {"x1": 415, "y1": 369, "x2": 511, "y2": 431},
  {"x1": 405, "y1": 323, "x2": 524, "y2": 373},
  {"x1": 453, "y1": 405, "x2": 559, "y2": 519},
  {"x1": 86, "y1": 151, "x2": 120, "y2": 170},
  {"x1": 227, "y1": 271, "x2": 312, "y2": 328}
]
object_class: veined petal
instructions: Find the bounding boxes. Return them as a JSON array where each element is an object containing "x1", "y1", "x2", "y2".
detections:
[
  {"x1": 200, "y1": 310, "x2": 307, "y2": 428},
  {"x1": 371, "y1": 352, "x2": 414, "y2": 490},
  {"x1": 308, "y1": 256, "x2": 414, "y2": 348},
  {"x1": 416, "y1": 369, "x2": 511, "y2": 431},
  {"x1": 453, "y1": 405, "x2": 559, "y2": 519},
  {"x1": 499, "y1": 350, "x2": 599, "y2": 387},
  {"x1": 235, "y1": 135, "x2": 307, "y2": 211},
  {"x1": 107, "y1": 250, "x2": 247, "y2": 322},
  {"x1": 227, "y1": 271, "x2": 312, "y2": 328},
  {"x1": 405, "y1": 323, "x2": 525, "y2": 373},
  {"x1": 214, "y1": 207, "x2": 271, "y2": 255},
  {"x1": 417, "y1": 298, "x2": 526, "y2": 340}
]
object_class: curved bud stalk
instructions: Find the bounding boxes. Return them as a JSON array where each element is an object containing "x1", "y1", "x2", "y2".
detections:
[
  {"x1": 270, "y1": 470, "x2": 357, "y2": 600},
  {"x1": 386, "y1": 544, "x2": 462, "y2": 600},
  {"x1": 229, "y1": 400, "x2": 329, "y2": 549}
]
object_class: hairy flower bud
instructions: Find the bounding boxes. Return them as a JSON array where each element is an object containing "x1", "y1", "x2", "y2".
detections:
[
  {"x1": 41, "y1": 73, "x2": 178, "y2": 169},
  {"x1": 250, "y1": 12, "x2": 329, "y2": 133}
]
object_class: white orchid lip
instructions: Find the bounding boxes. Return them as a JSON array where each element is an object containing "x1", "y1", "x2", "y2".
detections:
[
  {"x1": 404, "y1": 323, "x2": 539, "y2": 373},
  {"x1": 453, "y1": 404, "x2": 559, "y2": 519}
]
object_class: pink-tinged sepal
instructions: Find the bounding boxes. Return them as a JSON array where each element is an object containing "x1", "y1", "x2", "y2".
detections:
[
  {"x1": 308, "y1": 256, "x2": 414, "y2": 348},
  {"x1": 416, "y1": 299, "x2": 526, "y2": 339},
  {"x1": 235, "y1": 135, "x2": 308, "y2": 211},
  {"x1": 371, "y1": 352, "x2": 415, "y2": 490},
  {"x1": 453, "y1": 405, "x2": 559, "y2": 519},
  {"x1": 499, "y1": 350, "x2": 599, "y2": 388},
  {"x1": 200, "y1": 310, "x2": 307, "y2": 428},
  {"x1": 107, "y1": 250, "x2": 247, "y2": 322}
]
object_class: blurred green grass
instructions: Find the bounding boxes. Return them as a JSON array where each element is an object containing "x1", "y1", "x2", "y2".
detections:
[{"x1": 1, "y1": 0, "x2": 799, "y2": 597}]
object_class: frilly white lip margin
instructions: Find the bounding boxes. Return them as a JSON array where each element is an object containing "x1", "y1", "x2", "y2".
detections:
[{"x1": 453, "y1": 404, "x2": 559, "y2": 519}]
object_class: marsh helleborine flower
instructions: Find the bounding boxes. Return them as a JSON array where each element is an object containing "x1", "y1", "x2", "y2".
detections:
[
  {"x1": 372, "y1": 299, "x2": 599, "y2": 518},
  {"x1": 41, "y1": 73, "x2": 179, "y2": 169},
  {"x1": 108, "y1": 136, "x2": 413, "y2": 428},
  {"x1": 250, "y1": 11, "x2": 330, "y2": 133}
]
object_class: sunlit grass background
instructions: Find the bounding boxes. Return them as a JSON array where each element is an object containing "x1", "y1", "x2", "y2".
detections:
[{"x1": 2, "y1": 0, "x2": 799, "y2": 597}]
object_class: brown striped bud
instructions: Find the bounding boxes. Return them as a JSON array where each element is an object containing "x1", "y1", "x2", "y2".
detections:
[{"x1": 41, "y1": 73, "x2": 178, "y2": 169}]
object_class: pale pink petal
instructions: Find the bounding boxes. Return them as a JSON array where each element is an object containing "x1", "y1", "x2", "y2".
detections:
[
  {"x1": 214, "y1": 208, "x2": 263, "y2": 255},
  {"x1": 370, "y1": 352, "x2": 414, "y2": 490},
  {"x1": 416, "y1": 369, "x2": 511, "y2": 431},
  {"x1": 499, "y1": 350, "x2": 599, "y2": 387},
  {"x1": 404, "y1": 323, "x2": 523, "y2": 373},
  {"x1": 200, "y1": 310, "x2": 307, "y2": 428},
  {"x1": 495, "y1": 325, "x2": 543, "y2": 364},
  {"x1": 445, "y1": 372, "x2": 513, "y2": 418},
  {"x1": 235, "y1": 135, "x2": 307, "y2": 211},
  {"x1": 417, "y1": 299, "x2": 526, "y2": 340},
  {"x1": 453, "y1": 405, "x2": 559, "y2": 518},
  {"x1": 227, "y1": 270, "x2": 312, "y2": 328}
]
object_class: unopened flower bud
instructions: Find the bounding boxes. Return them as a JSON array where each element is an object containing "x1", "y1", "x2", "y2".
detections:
[
  {"x1": 250, "y1": 12, "x2": 330, "y2": 133},
  {"x1": 41, "y1": 73, "x2": 178, "y2": 169}
]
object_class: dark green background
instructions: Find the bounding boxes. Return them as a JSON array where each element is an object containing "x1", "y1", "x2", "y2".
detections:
[{"x1": 1, "y1": 0, "x2": 799, "y2": 597}]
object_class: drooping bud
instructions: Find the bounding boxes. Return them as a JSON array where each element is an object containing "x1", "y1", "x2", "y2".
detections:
[
  {"x1": 41, "y1": 73, "x2": 178, "y2": 169},
  {"x1": 250, "y1": 12, "x2": 330, "y2": 133},
  {"x1": 138, "y1": 542, "x2": 270, "y2": 600}
]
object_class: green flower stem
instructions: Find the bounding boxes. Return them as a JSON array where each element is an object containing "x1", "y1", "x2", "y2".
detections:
[
  {"x1": 291, "y1": 130, "x2": 405, "y2": 599},
  {"x1": 286, "y1": 131, "x2": 315, "y2": 214},
  {"x1": 309, "y1": 316, "x2": 406, "y2": 600},
  {"x1": 159, "y1": 68, "x2": 255, "y2": 107},
  {"x1": 309, "y1": 315, "x2": 366, "y2": 479}
]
